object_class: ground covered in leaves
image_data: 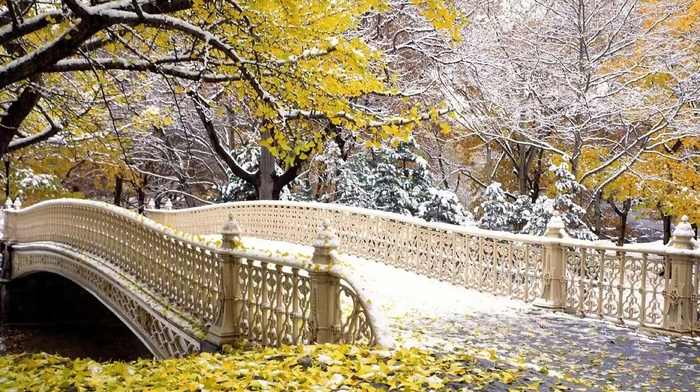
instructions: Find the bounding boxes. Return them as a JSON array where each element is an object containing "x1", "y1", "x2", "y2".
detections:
[{"x1": 0, "y1": 344, "x2": 591, "y2": 391}]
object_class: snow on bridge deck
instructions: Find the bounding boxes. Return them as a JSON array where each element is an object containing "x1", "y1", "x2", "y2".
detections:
[{"x1": 233, "y1": 236, "x2": 700, "y2": 391}]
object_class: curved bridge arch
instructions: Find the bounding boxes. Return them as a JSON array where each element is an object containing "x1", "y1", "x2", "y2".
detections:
[
  {"x1": 11, "y1": 244, "x2": 202, "y2": 358},
  {"x1": 1, "y1": 199, "x2": 390, "y2": 355}
]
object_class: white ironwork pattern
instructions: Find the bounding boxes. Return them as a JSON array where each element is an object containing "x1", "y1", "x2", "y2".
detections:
[
  {"x1": 147, "y1": 202, "x2": 548, "y2": 302},
  {"x1": 8, "y1": 201, "x2": 221, "y2": 325},
  {"x1": 147, "y1": 201, "x2": 700, "y2": 333},
  {"x1": 235, "y1": 259, "x2": 311, "y2": 346},
  {"x1": 4, "y1": 200, "x2": 382, "y2": 352},
  {"x1": 230, "y1": 255, "x2": 377, "y2": 347},
  {"x1": 564, "y1": 247, "x2": 668, "y2": 328},
  {"x1": 338, "y1": 285, "x2": 375, "y2": 344},
  {"x1": 12, "y1": 249, "x2": 201, "y2": 358}
]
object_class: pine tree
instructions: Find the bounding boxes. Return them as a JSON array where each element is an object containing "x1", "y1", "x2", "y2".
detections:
[
  {"x1": 522, "y1": 195, "x2": 554, "y2": 236},
  {"x1": 550, "y1": 163, "x2": 597, "y2": 240},
  {"x1": 331, "y1": 138, "x2": 473, "y2": 226},
  {"x1": 418, "y1": 188, "x2": 474, "y2": 226},
  {"x1": 218, "y1": 146, "x2": 260, "y2": 201},
  {"x1": 370, "y1": 138, "x2": 431, "y2": 216},
  {"x1": 334, "y1": 149, "x2": 375, "y2": 209},
  {"x1": 510, "y1": 194, "x2": 533, "y2": 232},
  {"x1": 477, "y1": 182, "x2": 512, "y2": 231}
]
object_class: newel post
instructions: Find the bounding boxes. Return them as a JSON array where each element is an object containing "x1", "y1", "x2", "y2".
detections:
[
  {"x1": 1, "y1": 198, "x2": 16, "y2": 281},
  {"x1": 534, "y1": 212, "x2": 567, "y2": 311},
  {"x1": 205, "y1": 214, "x2": 243, "y2": 349},
  {"x1": 662, "y1": 216, "x2": 697, "y2": 333},
  {"x1": 310, "y1": 219, "x2": 342, "y2": 344},
  {"x1": 2, "y1": 198, "x2": 16, "y2": 243}
]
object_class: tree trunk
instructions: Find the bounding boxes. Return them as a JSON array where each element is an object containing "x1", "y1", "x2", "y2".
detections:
[
  {"x1": 4, "y1": 158, "x2": 10, "y2": 201},
  {"x1": 594, "y1": 190, "x2": 602, "y2": 237},
  {"x1": 137, "y1": 187, "x2": 146, "y2": 213},
  {"x1": 181, "y1": 184, "x2": 196, "y2": 207},
  {"x1": 617, "y1": 201, "x2": 630, "y2": 247},
  {"x1": 258, "y1": 136, "x2": 276, "y2": 200},
  {"x1": 662, "y1": 214, "x2": 672, "y2": 245},
  {"x1": 113, "y1": 176, "x2": 123, "y2": 207},
  {"x1": 530, "y1": 149, "x2": 544, "y2": 203},
  {"x1": 517, "y1": 144, "x2": 527, "y2": 194},
  {"x1": 486, "y1": 142, "x2": 492, "y2": 184},
  {"x1": 609, "y1": 198, "x2": 631, "y2": 246}
]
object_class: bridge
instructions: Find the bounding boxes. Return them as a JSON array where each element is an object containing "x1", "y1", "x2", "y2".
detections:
[{"x1": 1, "y1": 199, "x2": 698, "y2": 358}]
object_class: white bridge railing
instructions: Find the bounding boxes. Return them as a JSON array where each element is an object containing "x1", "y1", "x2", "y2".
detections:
[
  {"x1": 146, "y1": 201, "x2": 700, "y2": 335},
  {"x1": 1, "y1": 200, "x2": 388, "y2": 356}
]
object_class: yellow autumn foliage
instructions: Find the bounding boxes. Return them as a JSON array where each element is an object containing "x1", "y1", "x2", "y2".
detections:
[{"x1": 0, "y1": 344, "x2": 593, "y2": 391}]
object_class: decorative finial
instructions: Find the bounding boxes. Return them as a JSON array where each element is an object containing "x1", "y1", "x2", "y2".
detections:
[
  {"x1": 5, "y1": 198, "x2": 11, "y2": 210},
  {"x1": 312, "y1": 219, "x2": 339, "y2": 249},
  {"x1": 164, "y1": 197, "x2": 173, "y2": 210},
  {"x1": 13, "y1": 197, "x2": 21, "y2": 210},
  {"x1": 221, "y1": 213, "x2": 241, "y2": 236},
  {"x1": 669, "y1": 215, "x2": 695, "y2": 250},
  {"x1": 545, "y1": 211, "x2": 566, "y2": 238},
  {"x1": 147, "y1": 198, "x2": 155, "y2": 209}
]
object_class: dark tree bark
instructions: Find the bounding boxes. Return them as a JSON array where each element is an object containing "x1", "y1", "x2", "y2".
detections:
[
  {"x1": 0, "y1": 0, "x2": 197, "y2": 156},
  {"x1": 593, "y1": 190, "x2": 603, "y2": 237},
  {"x1": 662, "y1": 213, "x2": 672, "y2": 245},
  {"x1": 609, "y1": 198, "x2": 631, "y2": 246},
  {"x1": 113, "y1": 175, "x2": 123, "y2": 206}
]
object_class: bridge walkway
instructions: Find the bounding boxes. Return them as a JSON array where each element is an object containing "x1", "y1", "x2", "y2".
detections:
[{"x1": 236, "y1": 236, "x2": 700, "y2": 391}]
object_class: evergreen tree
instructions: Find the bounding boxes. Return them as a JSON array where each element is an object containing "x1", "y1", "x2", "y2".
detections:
[
  {"x1": 510, "y1": 194, "x2": 533, "y2": 232},
  {"x1": 371, "y1": 139, "x2": 431, "y2": 216},
  {"x1": 550, "y1": 163, "x2": 597, "y2": 240},
  {"x1": 334, "y1": 149, "x2": 375, "y2": 209},
  {"x1": 216, "y1": 138, "x2": 474, "y2": 227},
  {"x1": 418, "y1": 188, "x2": 474, "y2": 226},
  {"x1": 522, "y1": 195, "x2": 554, "y2": 236},
  {"x1": 477, "y1": 182, "x2": 512, "y2": 231}
]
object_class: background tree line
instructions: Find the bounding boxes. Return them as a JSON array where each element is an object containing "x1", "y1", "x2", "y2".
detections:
[{"x1": 1, "y1": 0, "x2": 698, "y2": 243}]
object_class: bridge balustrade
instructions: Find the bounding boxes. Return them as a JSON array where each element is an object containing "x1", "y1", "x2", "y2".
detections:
[
  {"x1": 2, "y1": 200, "x2": 386, "y2": 358},
  {"x1": 147, "y1": 201, "x2": 700, "y2": 334}
]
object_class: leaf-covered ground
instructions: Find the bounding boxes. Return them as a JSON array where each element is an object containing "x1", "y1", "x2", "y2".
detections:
[
  {"x1": 0, "y1": 343, "x2": 593, "y2": 391},
  {"x1": 1, "y1": 237, "x2": 698, "y2": 391}
]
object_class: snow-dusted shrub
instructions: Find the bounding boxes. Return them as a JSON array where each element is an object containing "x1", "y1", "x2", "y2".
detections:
[
  {"x1": 476, "y1": 182, "x2": 512, "y2": 231},
  {"x1": 510, "y1": 194, "x2": 533, "y2": 232},
  {"x1": 550, "y1": 163, "x2": 596, "y2": 240},
  {"x1": 418, "y1": 188, "x2": 474, "y2": 226},
  {"x1": 522, "y1": 195, "x2": 554, "y2": 236},
  {"x1": 12, "y1": 168, "x2": 66, "y2": 203}
]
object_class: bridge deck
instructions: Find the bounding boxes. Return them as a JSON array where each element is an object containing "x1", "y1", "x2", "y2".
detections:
[{"x1": 232, "y1": 236, "x2": 700, "y2": 390}]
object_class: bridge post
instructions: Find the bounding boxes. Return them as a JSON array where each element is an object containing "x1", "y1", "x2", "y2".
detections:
[
  {"x1": 1, "y1": 199, "x2": 17, "y2": 280},
  {"x1": 205, "y1": 214, "x2": 242, "y2": 349},
  {"x1": 310, "y1": 219, "x2": 341, "y2": 344},
  {"x1": 534, "y1": 212, "x2": 567, "y2": 311},
  {"x1": 662, "y1": 216, "x2": 697, "y2": 333},
  {"x1": 0, "y1": 200, "x2": 16, "y2": 319}
]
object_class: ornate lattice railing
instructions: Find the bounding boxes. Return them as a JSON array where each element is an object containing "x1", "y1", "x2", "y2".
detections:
[
  {"x1": 147, "y1": 201, "x2": 700, "y2": 334},
  {"x1": 4, "y1": 200, "x2": 221, "y2": 326},
  {"x1": 216, "y1": 248, "x2": 382, "y2": 347},
  {"x1": 3, "y1": 200, "x2": 387, "y2": 355},
  {"x1": 557, "y1": 237, "x2": 700, "y2": 332},
  {"x1": 562, "y1": 245, "x2": 668, "y2": 327},
  {"x1": 147, "y1": 201, "x2": 549, "y2": 303}
]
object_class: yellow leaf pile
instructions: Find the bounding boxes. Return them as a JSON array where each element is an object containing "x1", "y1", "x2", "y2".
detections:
[{"x1": 0, "y1": 344, "x2": 592, "y2": 391}]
